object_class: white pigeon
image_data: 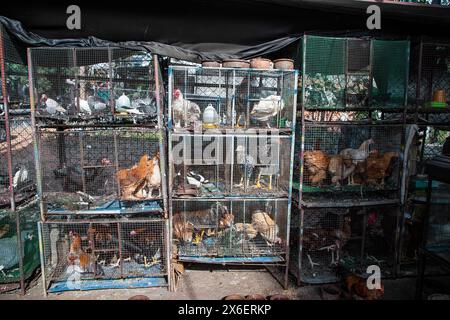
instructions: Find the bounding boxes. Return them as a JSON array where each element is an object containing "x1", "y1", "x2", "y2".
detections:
[
  {"x1": 116, "y1": 93, "x2": 143, "y2": 115},
  {"x1": 13, "y1": 165, "x2": 28, "y2": 188},
  {"x1": 78, "y1": 98, "x2": 92, "y2": 115},
  {"x1": 40, "y1": 94, "x2": 67, "y2": 115}
]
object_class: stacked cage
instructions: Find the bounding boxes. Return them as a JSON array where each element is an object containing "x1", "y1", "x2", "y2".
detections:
[
  {"x1": 28, "y1": 47, "x2": 171, "y2": 293},
  {"x1": 291, "y1": 35, "x2": 410, "y2": 285},
  {"x1": 398, "y1": 38, "x2": 450, "y2": 276},
  {"x1": 168, "y1": 65, "x2": 297, "y2": 288},
  {"x1": 0, "y1": 24, "x2": 40, "y2": 294}
]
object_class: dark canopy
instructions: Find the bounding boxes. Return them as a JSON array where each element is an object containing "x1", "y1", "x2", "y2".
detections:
[{"x1": 1, "y1": 0, "x2": 450, "y2": 62}]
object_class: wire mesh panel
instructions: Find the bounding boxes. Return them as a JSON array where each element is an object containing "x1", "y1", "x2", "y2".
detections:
[
  {"x1": 0, "y1": 201, "x2": 40, "y2": 288},
  {"x1": 295, "y1": 205, "x2": 398, "y2": 284},
  {"x1": 39, "y1": 218, "x2": 169, "y2": 292},
  {"x1": 36, "y1": 127, "x2": 165, "y2": 215},
  {"x1": 424, "y1": 181, "x2": 450, "y2": 258},
  {"x1": 168, "y1": 66, "x2": 297, "y2": 131},
  {"x1": 301, "y1": 36, "x2": 409, "y2": 109},
  {"x1": 29, "y1": 47, "x2": 162, "y2": 124},
  {"x1": 420, "y1": 126, "x2": 450, "y2": 161},
  {"x1": 172, "y1": 199, "x2": 288, "y2": 262},
  {"x1": 300, "y1": 124, "x2": 403, "y2": 200},
  {"x1": 170, "y1": 132, "x2": 293, "y2": 198},
  {"x1": 0, "y1": 116, "x2": 35, "y2": 209}
]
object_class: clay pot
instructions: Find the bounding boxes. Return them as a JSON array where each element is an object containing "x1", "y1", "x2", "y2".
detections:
[
  {"x1": 223, "y1": 294, "x2": 245, "y2": 300},
  {"x1": 222, "y1": 59, "x2": 250, "y2": 68},
  {"x1": 128, "y1": 295, "x2": 150, "y2": 300},
  {"x1": 202, "y1": 60, "x2": 221, "y2": 68},
  {"x1": 273, "y1": 59, "x2": 294, "y2": 70},
  {"x1": 433, "y1": 89, "x2": 447, "y2": 103},
  {"x1": 245, "y1": 294, "x2": 267, "y2": 300},
  {"x1": 268, "y1": 294, "x2": 290, "y2": 300},
  {"x1": 250, "y1": 58, "x2": 272, "y2": 69}
]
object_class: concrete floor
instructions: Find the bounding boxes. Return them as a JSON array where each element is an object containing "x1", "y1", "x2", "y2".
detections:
[{"x1": 2, "y1": 265, "x2": 446, "y2": 300}]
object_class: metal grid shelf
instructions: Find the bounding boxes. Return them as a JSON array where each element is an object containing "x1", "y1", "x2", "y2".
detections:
[
  {"x1": 299, "y1": 35, "x2": 410, "y2": 111},
  {"x1": 35, "y1": 126, "x2": 168, "y2": 218},
  {"x1": 28, "y1": 47, "x2": 164, "y2": 126},
  {"x1": 168, "y1": 65, "x2": 298, "y2": 131},
  {"x1": 38, "y1": 217, "x2": 170, "y2": 293},
  {"x1": 169, "y1": 131, "x2": 294, "y2": 200}
]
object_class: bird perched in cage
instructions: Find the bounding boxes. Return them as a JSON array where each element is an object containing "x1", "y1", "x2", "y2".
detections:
[
  {"x1": 132, "y1": 96, "x2": 157, "y2": 115},
  {"x1": 235, "y1": 145, "x2": 254, "y2": 188},
  {"x1": 53, "y1": 157, "x2": 111, "y2": 194},
  {"x1": 303, "y1": 139, "x2": 330, "y2": 186},
  {"x1": 185, "y1": 171, "x2": 209, "y2": 189},
  {"x1": 78, "y1": 98, "x2": 92, "y2": 115},
  {"x1": 339, "y1": 139, "x2": 374, "y2": 185},
  {"x1": 255, "y1": 144, "x2": 278, "y2": 190},
  {"x1": 39, "y1": 94, "x2": 67, "y2": 115},
  {"x1": 250, "y1": 95, "x2": 285, "y2": 128},
  {"x1": 116, "y1": 93, "x2": 144, "y2": 115},
  {"x1": 328, "y1": 155, "x2": 356, "y2": 187},
  {"x1": 363, "y1": 151, "x2": 399, "y2": 187},
  {"x1": 12, "y1": 164, "x2": 29, "y2": 189},
  {"x1": 116, "y1": 154, "x2": 154, "y2": 200},
  {"x1": 233, "y1": 223, "x2": 258, "y2": 240},
  {"x1": 251, "y1": 210, "x2": 280, "y2": 244},
  {"x1": 321, "y1": 216, "x2": 352, "y2": 266},
  {"x1": 140, "y1": 151, "x2": 161, "y2": 199},
  {"x1": 87, "y1": 95, "x2": 108, "y2": 112},
  {"x1": 172, "y1": 89, "x2": 201, "y2": 128}
]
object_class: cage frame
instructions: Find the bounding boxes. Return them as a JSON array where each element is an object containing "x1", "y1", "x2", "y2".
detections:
[
  {"x1": 37, "y1": 216, "x2": 171, "y2": 295},
  {"x1": 167, "y1": 65, "x2": 298, "y2": 133},
  {"x1": 299, "y1": 34, "x2": 411, "y2": 112},
  {"x1": 33, "y1": 125, "x2": 169, "y2": 219},
  {"x1": 0, "y1": 24, "x2": 37, "y2": 295},
  {"x1": 27, "y1": 47, "x2": 165, "y2": 126}
]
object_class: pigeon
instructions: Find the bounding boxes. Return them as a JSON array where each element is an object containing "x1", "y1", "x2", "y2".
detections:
[
  {"x1": 116, "y1": 93, "x2": 143, "y2": 115},
  {"x1": 40, "y1": 94, "x2": 67, "y2": 115},
  {"x1": 87, "y1": 95, "x2": 108, "y2": 112}
]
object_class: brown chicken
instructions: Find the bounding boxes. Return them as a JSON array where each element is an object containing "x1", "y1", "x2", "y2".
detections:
[
  {"x1": 116, "y1": 154, "x2": 154, "y2": 200},
  {"x1": 365, "y1": 151, "x2": 398, "y2": 186},
  {"x1": 328, "y1": 155, "x2": 355, "y2": 186},
  {"x1": 304, "y1": 150, "x2": 330, "y2": 186},
  {"x1": 67, "y1": 231, "x2": 83, "y2": 266},
  {"x1": 346, "y1": 274, "x2": 384, "y2": 300}
]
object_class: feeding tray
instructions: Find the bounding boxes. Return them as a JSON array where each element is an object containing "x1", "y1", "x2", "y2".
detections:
[{"x1": 425, "y1": 101, "x2": 448, "y2": 108}]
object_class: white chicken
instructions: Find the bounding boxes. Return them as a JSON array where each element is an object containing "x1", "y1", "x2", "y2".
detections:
[
  {"x1": 40, "y1": 94, "x2": 67, "y2": 115},
  {"x1": 12, "y1": 165, "x2": 28, "y2": 189},
  {"x1": 172, "y1": 89, "x2": 201, "y2": 128},
  {"x1": 250, "y1": 95, "x2": 285, "y2": 128},
  {"x1": 339, "y1": 138, "x2": 374, "y2": 184}
]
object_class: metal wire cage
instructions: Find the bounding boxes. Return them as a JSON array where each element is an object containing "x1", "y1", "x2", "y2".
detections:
[
  {"x1": 424, "y1": 181, "x2": 450, "y2": 252},
  {"x1": 300, "y1": 124, "x2": 403, "y2": 200},
  {"x1": 291, "y1": 204, "x2": 398, "y2": 285},
  {"x1": 172, "y1": 199, "x2": 288, "y2": 263},
  {"x1": 28, "y1": 47, "x2": 163, "y2": 124},
  {"x1": 169, "y1": 132, "x2": 293, "y2": 198},
  {"x1": 36, "y1": 127, "x2": 167, "y2": 216},
  {"x1": 168, "y1": 66, "x2": 298, "y2": 131},
  {"x1": 300, "y1": 35, "x2": 410, "y2": 110},
  {"x1": 38, "y1": 217, "x2": 169, "y2": 293},
  {"x1": 0, "y1": 201, "x2": 40, "y2": 293}
]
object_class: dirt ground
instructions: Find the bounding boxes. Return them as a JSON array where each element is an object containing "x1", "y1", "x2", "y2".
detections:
[{"x1": 1, "y1": 265, "x2": 444, "y2": 300}]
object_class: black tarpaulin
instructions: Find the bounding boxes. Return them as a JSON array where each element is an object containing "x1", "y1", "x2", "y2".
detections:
[{"x1": 1, "y1": 0, "x2": 450, "y2": 62}]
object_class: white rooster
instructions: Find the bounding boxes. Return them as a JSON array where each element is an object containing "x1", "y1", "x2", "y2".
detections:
[
  {"x1": 40, "y1": 94, "x2": 67, "y2": 115},
  {"x1": 339, "y1": 138, "x2": 374, "y2": 184},
  {"x1": 172, "y1": 89, "x2": 201, "y2": 128},
  {"x1": 12, "y1": 165, "x2": 28, "y2": 188},
  {"x1": 250, "y1": 95, "x2": 285, "y2": 128}
]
